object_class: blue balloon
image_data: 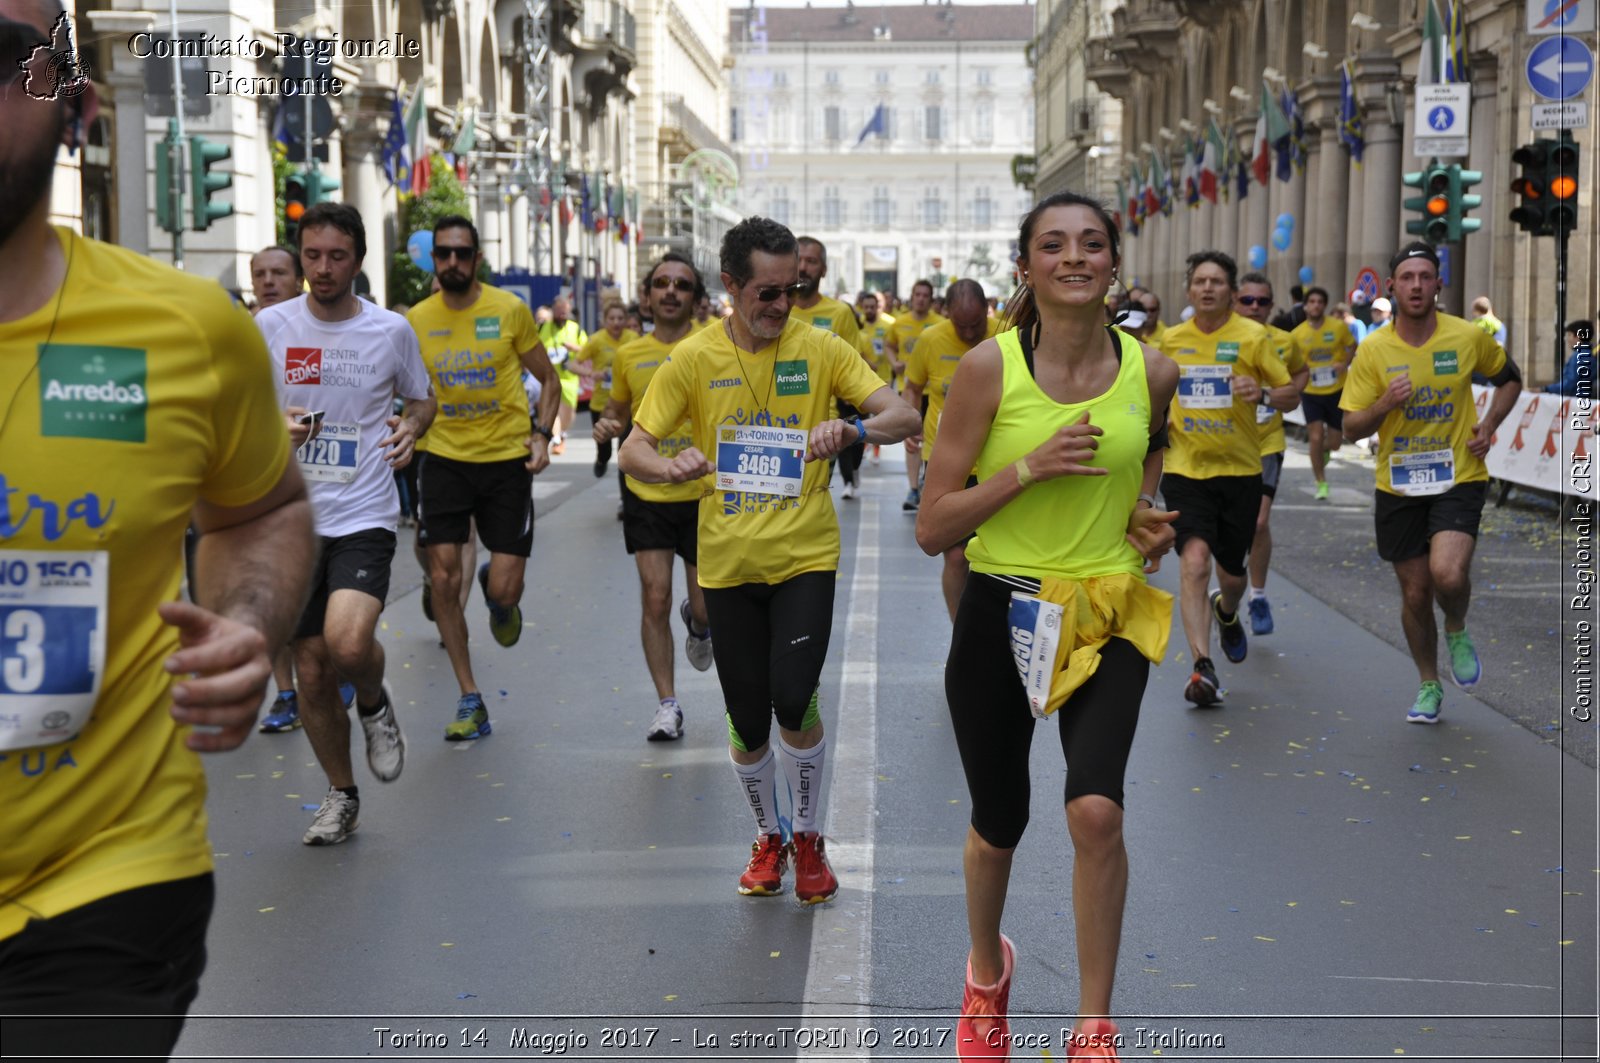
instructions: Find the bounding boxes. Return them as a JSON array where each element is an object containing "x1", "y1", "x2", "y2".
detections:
[
  {"x1": 1276, "y1": 212, "x2": 1296, "y2": 232},
  {"x1": 407, "y1": 230, "x2": 434, "y2": 273},
  {"x1": 1271, "y1": 227, "x2": 1292, "y2": 252},
  {"x1": 1298, "y1": 265, "x2": 1315, "y2": 285},
  {"x1": 1248, "y1": 244, "x2": 1268, "y2": 270}
]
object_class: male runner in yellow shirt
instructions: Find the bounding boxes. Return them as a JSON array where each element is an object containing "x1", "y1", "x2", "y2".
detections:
[
  {"x1": 1341, "y1": 243, "x2": 1522, "y2": 724},
  {"x1": 1290, "y1": 286, "x2": 1359, "y2": 500},
  {"x1": 888, "y1": 279, "x2": 945, "y2": 510},
  {"x1": 1158, "y1": 251, "x2": 1297, "y2": 706}
]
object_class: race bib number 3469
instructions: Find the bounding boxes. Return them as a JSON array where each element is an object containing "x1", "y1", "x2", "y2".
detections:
[
  {"x1": 715, "y1": 425, "x2": 807, "y2": 497},
  {"x1": 0, "y1": 550, "x2": 108, "y2": 750}
]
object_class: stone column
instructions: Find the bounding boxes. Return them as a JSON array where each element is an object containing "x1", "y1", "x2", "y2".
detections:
[
  {"x1": 345, "y1": 85, "x2": 392, "y2": 306},
  {"x1": 1351, "y1": 55, "x2": 1402, "y2": 287},
  {"x1": 1461, "y1": 72, "x2": 1497, "y2": 319},
  {"x1": 509, "y1": 192, "x2": 530, "y2": 270},
  {"x1": 87, "y1": 10, "x2": 157, "y2": 254}
]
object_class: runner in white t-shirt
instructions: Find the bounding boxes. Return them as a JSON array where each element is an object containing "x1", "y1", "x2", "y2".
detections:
[{"x1": 258, "y1": 203, "x2": 436, "y2": 846}]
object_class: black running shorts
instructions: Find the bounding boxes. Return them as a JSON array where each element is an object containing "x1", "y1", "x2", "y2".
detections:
[
  {"x1": 1374, "y1": 481, "x2": 1488, "y2": 562},
  {"x1": 295, "y1": 527, "x2": 396, "y2": 639},
  {"x1": 418, "y1": 452, "x2": 534, "y2": 556},
  {"x1": 1300, "y1": 390, "x2": 1344, "y2": 429},
  {"x1": 621, "y1": 483, "x2": 698, "y2": 564},
  {"x1": 1159, "y1": 472, "x2": 1263, "y2": 577}
]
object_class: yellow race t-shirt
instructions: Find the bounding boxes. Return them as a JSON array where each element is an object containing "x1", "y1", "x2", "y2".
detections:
[
  {"x1": 0, "y1": 230, "x2": 291, "y2": 939},
  {"x1": 1291, "y1": 316, "x2": 1358, "y2": 396},
  {"x1": 860, "y1": 313, "x2": 897, "y2": 383},
  {"x1": 408, "y1": 285, "x2": 541, "y2": 462},
  {"x1": 579, "y1": 328, "x2": 639, "y2": 413},
  {"x1": 1159, "y1": 312, "x2": 1289, "y2": 479},
  {"x1": 906, "y1": 316, "x2": 1002, "y2": 459},
  {"x1": 1257, "y1": 323, "x2": 1306, "y2": 457},
  {"x1": 793, "y1": 295, "x2": 861, "y2": 350},
  {"x1": 890, "y1": 310, "x2": 945, "y2": 390},
  {"x1": 634, "y1": 318, "x2": 888, "y2": 587},
  {"x1": 1340, "y1": 313, "x2": 1508, "y2": 496},
  {"x1": 611, "y1": 333, "x2": 703, "y2": 504}
]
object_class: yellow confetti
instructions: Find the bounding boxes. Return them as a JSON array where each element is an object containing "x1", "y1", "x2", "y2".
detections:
[
  {"x1": 1560, "y1": 940, "x2": 1575, "y2": 946},
  {"x1": 770, "y1": 951, "x2": 780, "y2": 958},
  {"x1": 491, "y1": 782, "x2": 505, "y2": 787},
  {"x1": 1454, "y1": 835, "x2": 1472, "y2": 841},
  {"x1": 1420, "y1": 797, "x2": 1431, "y2": 802},
  {"x1": 235, "y1": 773, "x2": 256, "y2": 779},
  {"x1": 496, "y1": 817, "x2": 511, "y2": 823},
  {"x1": 662, "y1": 772, "x2": 673, "y2": 778},
  {"x1": 949, "y1": 799, "x2": 960, "y2": 804},
  {"x1": 1254, "y1": 935, "x2": 1276, "y2": 942},
  {"x1": 258, "y1": 907, "x2": 276, "y2": 913},
  {"x1": 1201, "y1": 936, "x2": 1217, "y2": 941},
  {"x1": 286, "y1": 793, "x2": 301, "y2": 799},
  {"x1": 1340, "y1": 900, "x2": 1356, "y2": 906},
  {"x1": 1505, "y1": 908, "x2": 1519, "y2": 914},
  {"x1": 1170, "y1": 983, "x2": 1197, "y2": 988},
  {"x1": 476, "y1": 773, "x2": 491, "y2": 779},
  {"x1": 441, "y1": 942, "x2": 454, "y2": 948},
  {"x1": 403, "y1": 662, "x2": 411, "y2": 668},
  {"x1": 1142, "y1": 967, "x2": 1161, "y2": 973},
  {"x1": 663, "y1": 994, "x2": 677, "y2": 1001},
  {"x1": 1191, "y1": 787, "x2": 1202, "y2": 793},
  {"x1": 271, "y1": 771, "x2": 285, "y2": 779},
  {"x1": 1287, "y1": 741, "x2": 1306, "y2": 750},
  {"x1": 1509, "y1": 829, "x2": 1521, "y2": 834},
  {"x1": 1286, "y1": 902, "x2": 1298, "y2": 907}
]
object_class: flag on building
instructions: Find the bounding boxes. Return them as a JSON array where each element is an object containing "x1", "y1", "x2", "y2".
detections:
[
  {"x1": 1445, "y1": 0, "x2": 1468, "y2": 83},
  {"x1": 1199, "y1": 119, "x2": 1223, "y2": 203},
  {"x1": 1260, "y1": 82, "x2": 1292, "y2": 182},
  {"x1": 854, "y1": 103, "x2": 888, "y2": 147},
  {"x1": 452, "y1": 106, "x2": 476, "y2": 155},
  {"x1": 594, "y1": 177, "x2": 609, "y2": 232},
  {"x1": 1113, "y1": 174, "x2": 1126, "y2": 230},
  {"x1": 381, "y1": 93, "x2": 408, "y2": 190},
  {"x1": 1143, "y1": 151, "x2": 1163, "y2": 217},
  {"x1": 1340, "y1": 59, "x2": 1365, "y2": 166},
  {"x1": 404, "y1": 81, "x2": 430, "y2": 196},
  {"x1": 1128, "y1": 159, "x2": 1145, "y2": 230},
  {"x1": 1282, "y1": 85, "x2": 1306, "y2": 174},
  {"x1": 1417, "y1": 0, "x2": 1451, "y2": 86},
  {"x1": 1181, "y1": 134, "x2": 1200, "y2": 207},
  {"x1": 1252, "y1": 90, "x2": 1271, "y2": 185},
  {"x1": 579, "y1": 176, "x2": 593, "y2": 229}
]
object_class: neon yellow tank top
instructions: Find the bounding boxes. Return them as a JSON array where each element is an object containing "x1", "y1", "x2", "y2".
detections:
[{"x1": 966, "y1": 326, "x2": 1151, "y2": 582}]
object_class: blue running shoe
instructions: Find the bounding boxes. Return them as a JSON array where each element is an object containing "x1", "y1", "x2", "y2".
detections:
[
  {"x1": 1211, "y1": 590, "x2": 1248, "y2": 664},
  {"x1": 445, "y1": 693, "x2": 491, "y2": 741},
  {"x1": 1407, "y1": 681, "x2": 1444, "y2": 725},
  {"x1": 1247, "y1": 596, "x2": 1274, "y2": 636},
  {"x1": 259, "y1": 690, "x2": 301, "y2": 733}
]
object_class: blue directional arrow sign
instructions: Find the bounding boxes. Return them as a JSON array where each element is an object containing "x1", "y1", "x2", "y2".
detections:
[{"x1": 1527, "y1": 35, "x2": 1594, "y2": 100}]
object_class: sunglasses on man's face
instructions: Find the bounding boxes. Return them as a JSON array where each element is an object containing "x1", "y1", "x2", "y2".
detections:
[
  {"x1": 432, "y1": 246, "x2": 477, "y2": 261},
  {"x1": 746, "y1": 283, "x2": 804, "y2": 303},
  {"x1": 651, "y1": 276, "x2": 696, "y2": 293},
  {"x1": 1237, "y1": 295, "x2": 1272, "y2": 308}
]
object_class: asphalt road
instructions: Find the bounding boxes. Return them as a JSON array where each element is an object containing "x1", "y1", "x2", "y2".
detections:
[{"x1": 173, "y1": 436, "x2": 1598, "y2": 1062}]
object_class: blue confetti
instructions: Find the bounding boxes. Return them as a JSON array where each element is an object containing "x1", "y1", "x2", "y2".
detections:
[
  {"x1": 302, "y1": 804, "x2": 320, "y2": 811},
  {"x1": 1339, "y1": 770, "x2": 1357, "y2": 778},
  {"x1": 561, "y1": 831, "x2": 572, "y2": 838},
  {"x1": 457, "y1": 993, "x2": 477, "y2": 1000},
  {"x1": 1408, "y1": 764, "x2": 1428, "y2": 773},
  {"x1": 889, "y1": 877, "x2": 905, "y2": 884},
  {"x1": 1228, "y1": 907, "x2": 1240, "y2": 913},
  {"x1": 1547, "y1": 866, "x2": 1565, "y2": 873},
  {"x1": 498, "y1": 690, "x2": 508, "y2": 697},
  {"x1": 1145, "y1": 953, "x2": 1156, "y2": 959}
]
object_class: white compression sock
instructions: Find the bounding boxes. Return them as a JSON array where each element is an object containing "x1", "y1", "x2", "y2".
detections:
[
  {"x1": 777, "y1": 735, "x2": 826, "y2": 836},
  {"x1": 731, "y1": 747, "x2": 780, "y2": 837}
]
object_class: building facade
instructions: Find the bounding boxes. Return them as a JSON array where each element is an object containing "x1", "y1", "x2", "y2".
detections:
[
  {"x1": 728, "y1": 2, "x2": 1035, "y2": 300},
  {"x1": 1032, "y1": 0, "x2": 1122, "y2": 208},
  {"x1": 1032, "y1": 0, "x2": 1597, "y2": 385},
  {"x1": 54, "y1": 0, "x2": 730, "y2": 309}
]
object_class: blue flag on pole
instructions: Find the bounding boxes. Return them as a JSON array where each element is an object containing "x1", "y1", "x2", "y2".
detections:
[
  {"x1": 381, "y1": 94, "x2": 409, "y2": 190},
  {"x1": 854, "y1": 104, "x2": 888, "y2": 147}
]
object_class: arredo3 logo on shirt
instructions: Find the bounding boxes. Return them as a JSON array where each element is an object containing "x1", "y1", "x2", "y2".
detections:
[
  {"x1": 284, "y1": 347, "x2": 376, "y2": 388},
  {"x1": 774, "y1": 360, "x2": 810, "y2": 396},
  {"x1": 38, "y1": 345, "x2": 147, "y2": 443}
]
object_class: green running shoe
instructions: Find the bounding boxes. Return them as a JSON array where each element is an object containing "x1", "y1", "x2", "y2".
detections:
[
  {"x1": 445, "y1": 693, "x2": 491, "y2": 741},
  {"x1": 478, "y1": 562, "x2": 523, "y2": 647},
  {"x1": 1445, "y1": 628, "x2": 1481, "y2": 689},
  {"x1": 1315, "y1": 480, "x2": 1330, "y2": 501},
  {"x1": 1406, "y1": 681, "x2": 1444, "y2": 725}
]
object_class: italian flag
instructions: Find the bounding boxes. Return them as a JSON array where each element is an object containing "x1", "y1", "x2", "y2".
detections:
[{"x1": 1199, "y1": 119, "x2": 1224, "y2": 203}]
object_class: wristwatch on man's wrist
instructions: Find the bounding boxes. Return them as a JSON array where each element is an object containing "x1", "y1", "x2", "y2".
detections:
[
  {"x1": 531, "y1": 423, "x2": 555, "y2": 441},
  {"x1": 849, "y1": 416, "x2": 867, "y2": 443}
]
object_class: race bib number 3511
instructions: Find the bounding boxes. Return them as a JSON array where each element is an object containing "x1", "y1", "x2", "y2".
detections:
[{"x1": 0, "y1": 550, "x2": 108, "y2": 750}]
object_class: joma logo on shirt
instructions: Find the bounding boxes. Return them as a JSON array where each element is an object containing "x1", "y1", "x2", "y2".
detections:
[
  {"x1": 286, "y1": 347, "x2": 322, "y2": 385},
  {"x1": 38, "y1": 345, "x2": 148, "y2": 443}
]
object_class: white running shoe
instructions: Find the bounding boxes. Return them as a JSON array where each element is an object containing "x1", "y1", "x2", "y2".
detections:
[
  {"x1": 679, "y1": 598, "x2": 714, "y2": 672},
  {"x1": 303, "y1": 787, "x2": 359, "y2": 846},
  {"x1": 358, "y1": 682, "x2": 406, "y2": 782},
  {"x1": 646, "y1": 701, "x2": 685, "y2": 742}
]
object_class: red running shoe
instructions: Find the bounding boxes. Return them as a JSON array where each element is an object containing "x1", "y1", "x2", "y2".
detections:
[
  {"x1": 955, "y1": 933, "x2": 1015, "y2": 1061},
  {"x1": 737, "y1": 833, "x2": 788, "y2": 896},
  {"x1": 791, "y1": 831, "x2": 838, "y2": 904},
  {"x1": 1066, "y1": 1018, "x2": 1121, "y2": 1060}
]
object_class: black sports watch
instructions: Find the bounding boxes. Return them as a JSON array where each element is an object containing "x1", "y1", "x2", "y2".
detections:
[{"x1": 531, "y1": 423, "x2": 555, "y2": 441}]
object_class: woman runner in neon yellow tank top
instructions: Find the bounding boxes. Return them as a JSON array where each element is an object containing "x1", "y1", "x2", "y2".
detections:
[{"x1": 916, "y1": 193, "x2": 1180, "y2": 1061}]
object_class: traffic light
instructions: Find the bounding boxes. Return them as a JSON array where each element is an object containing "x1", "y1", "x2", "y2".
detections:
[
  {"x1": 154, "y1": 119, "x2": 184, "y2": 236},
  {"x1": 1403, "y1": 162, "x2": 1451, "y2": 244},
  {"x1": 284, "y1": 169, "x2": 309, "y2": 245},
  {"x1": 188, "y1": 135, "x2": 234, "y2": 230},
  {"x1": 1510, "y1": 135, "x2": 1582, "y2": 237},
  {"x1": 1548, "y1": 135, "x2": 1580, "y2": 236},
  {"x1": 1451, "y1": 166, "x2": 1483, "y2": 242},
  {"x1": 307, "y1": 169, "x2": 339, "y2": 207}
]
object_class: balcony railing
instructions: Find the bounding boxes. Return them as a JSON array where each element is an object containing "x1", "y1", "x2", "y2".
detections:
[
  {"x1": 580, "y1": 1, "x2": 636, "y2": 55},
  {"x1": 662, "y1": 93, "x2": 732, "y2": 158}
]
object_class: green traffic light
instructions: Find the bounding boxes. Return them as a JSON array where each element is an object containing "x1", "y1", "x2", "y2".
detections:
[
  {"x1": 154, "y1": 119, "x2": 183, "y2": 236},
  {"x1": 188, "y1": 135, "x2": 234, "y2": 231}
]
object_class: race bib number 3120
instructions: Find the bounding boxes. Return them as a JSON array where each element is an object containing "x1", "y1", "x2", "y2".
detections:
[{"x1": 0, "y1": 550, "x2": 108, "y2": 750}]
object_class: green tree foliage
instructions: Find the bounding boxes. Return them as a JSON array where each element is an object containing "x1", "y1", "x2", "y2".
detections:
[{"x1": 389, "y1": 155, "x2": 481, "y2": 307}]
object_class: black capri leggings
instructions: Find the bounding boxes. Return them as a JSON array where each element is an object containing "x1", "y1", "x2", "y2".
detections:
[
  {"x1": 946, "y1": 572, "x2": 1150, "y2": 850},
  {"x1": 703, "y1": 570, "x2": 836, "y2": 752}
]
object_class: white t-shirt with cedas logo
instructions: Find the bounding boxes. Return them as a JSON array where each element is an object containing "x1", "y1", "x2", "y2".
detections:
[{"x1": 259, "y1": 295, "x2": 432, "y2": 537}]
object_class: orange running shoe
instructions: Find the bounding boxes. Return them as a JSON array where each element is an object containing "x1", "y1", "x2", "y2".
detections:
[
  {"x1": 736, "y1": 833, "x2": 788, "y2": 896},
  {"x1": 1065, "y1": 1018, "x2": 1121, "y2": 1060},
  {"x1": 955, "y1": 933, "x2": 1015, "y2": 1061},
  {"x1": 791, "y1": 831, "x2": 838, "y2": 904}
]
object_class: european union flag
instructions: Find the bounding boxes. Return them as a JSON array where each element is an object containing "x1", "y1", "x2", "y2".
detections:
[{"x1": 381, "y1": 95, "x2": 408, "y2": 190}]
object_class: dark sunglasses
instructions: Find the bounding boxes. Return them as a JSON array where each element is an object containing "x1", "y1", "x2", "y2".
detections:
[
  {"x1": 1237, "y1": 295, "x2": 1272, "y2": 307},
  {"x1": 432, "y1": 245, "x2": 477, "y2": 261},
  {"x1": 0, "y1": 16, "x2": 49, "y2": 90},
  {"x1": 651, "y1": 276, "x2": 696, "y2": 293},
  {"x1": 747, "y1": 283, "x2": 804, "y2": 303}
]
